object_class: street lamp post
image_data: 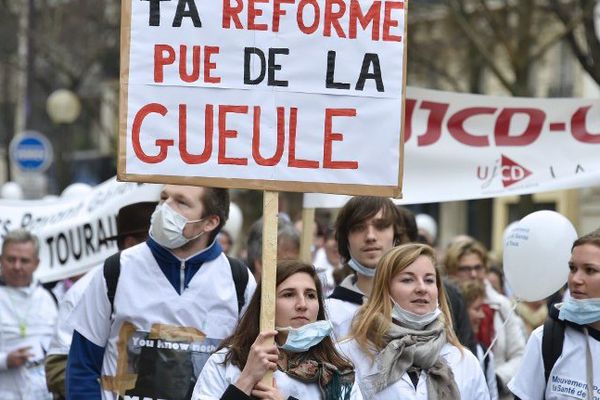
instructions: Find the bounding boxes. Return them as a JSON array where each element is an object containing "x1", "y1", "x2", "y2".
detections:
[{"x1": 46, "y1": 89, "x2": 81, "y2": 192}]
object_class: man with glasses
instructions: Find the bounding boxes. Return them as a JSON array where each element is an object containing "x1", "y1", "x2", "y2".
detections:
[{"x1": 444, "y1": 238, "x2": 525, "y2": 400}]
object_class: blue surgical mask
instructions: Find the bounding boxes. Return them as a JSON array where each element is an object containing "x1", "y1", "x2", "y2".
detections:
[
  {"x1": 348, "y1": 258, "x2": 376, "y2": 277},
  {"x1": 276, "y1": 320, "x2": 333, "y2": 353},
  {"x1": 558, "y1": 297, "x2": 600, "y2": 325},
  {"x1": 391, "y1": 297, "x2": 441, "y2": 330}
]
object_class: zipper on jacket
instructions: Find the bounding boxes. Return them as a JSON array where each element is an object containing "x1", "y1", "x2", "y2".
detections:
[{"x1": 180, "y1": 260, "x2": 185, "y2": 294}]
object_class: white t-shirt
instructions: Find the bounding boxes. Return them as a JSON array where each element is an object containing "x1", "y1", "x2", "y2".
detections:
[
  {"x1": 338, "y1": 338, "x2": 490, "y2": 400},
  {"x1": 191, "y1": 348, "x2": 363, "y2": 400},
  {"x1": 71, "y1": 243, "x2": 256, "y2": 400},
  {"x1": 508, "y1": 323, "x2": 600, "y2": 400}
]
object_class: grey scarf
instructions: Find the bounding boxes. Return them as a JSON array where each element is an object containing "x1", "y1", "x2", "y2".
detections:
[{"x1": 366, "y1": 318, "x2": 460, "y2": 399}]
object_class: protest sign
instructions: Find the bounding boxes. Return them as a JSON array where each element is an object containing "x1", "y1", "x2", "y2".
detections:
[
  {"x1": 119, "y1": 0, "x2": 407, "y2": 197},
  {"x1": 0, "y1": 178, "x2": 161, "y2": 282},
  {"x1": 118, "y1": 1, "x2": 408, "y2": 375}
]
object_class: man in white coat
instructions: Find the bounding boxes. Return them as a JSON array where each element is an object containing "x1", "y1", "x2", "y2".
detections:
[
  {"x1": 325, "y1": 196, "x2": 406, "y2": 340},
  {"x1": 0, "y1": 229, "x2": 58, "y2": 400},
  {"x1": 66, "y1": 185, "x2": 256, "y2": 400}
]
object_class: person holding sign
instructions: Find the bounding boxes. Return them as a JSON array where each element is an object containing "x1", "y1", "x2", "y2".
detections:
[
  {"x1": 66, "y1": 185, "x2": 256, "y2": 400},
  {"x1": 0, "y1": 229, "x2": 58, "y2": 400},
  {"x1": 338, "y1": 243, "x2": 490, "y2": 399},
  {"x1": 325, "y1": 196, "x2": 407, "y2": 340},
  {"x1": 192, "y1": 260, "x2": 362, "y2": 400},
  {"x1": 509, "y1": 229, "x2": 600, "y2": 400}
]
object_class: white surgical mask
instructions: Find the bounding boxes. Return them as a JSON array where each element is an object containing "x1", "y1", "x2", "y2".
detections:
[
  {"x1": 391, "y1": 297, "x2": 441, "y2": 330},
  {"x1": 276, "y1": 320, "x2": 333, "y2": 353},
  {"x1": 558, "y1": 297, "x2": 600, "y2": 326},
  {"x1": 149, "y1": 203, "x2": 204, "y2": 249},
  {"x1": 348, "y1": 258, "x2": 376, "y2": 277}
]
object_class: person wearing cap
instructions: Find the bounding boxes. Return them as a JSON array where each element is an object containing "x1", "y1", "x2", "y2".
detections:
[
  {"x1": 325, "y1": 196, "x2": 409, "y2": 340},
  {"x1": 44, "y1": 201, "x2": 158, "y2": 400},
  {"x1": 66, "y1": 185, "x2": 256, "y2": 400}
]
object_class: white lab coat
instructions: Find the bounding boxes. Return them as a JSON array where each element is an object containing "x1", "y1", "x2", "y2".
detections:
[
  {"x1": 508, "y1": 323, "x2": 600, "y2": 400},
  {"x1": 71, "y1": 243, "x2": 256, "y2": 400},
  {"x1": 0, "y1": 282, "x2": 57, "y2": 400},
  {"x1": 191, "y1": 348, "x2": 363, "y2": 400},
  {"x1": 338, "y1": 338, "x2": 490, "y2": 400}
]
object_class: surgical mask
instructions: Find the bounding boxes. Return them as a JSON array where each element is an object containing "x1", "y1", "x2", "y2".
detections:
[
  {"x1": 391, "y1": 298, "x2": 441, "y2": 330},
  {"x1": 558, "y1": 297, "x2": 600, "y2": 325},
  {"x1": 149, "y1": 203, "x2": 204, "y2": 249},
  {"x1": 348, "y1": 258, "x2": 376, "y2": 277},
  {"x1": 276, "y1": 320, "x2": 333, "y2": 353}
]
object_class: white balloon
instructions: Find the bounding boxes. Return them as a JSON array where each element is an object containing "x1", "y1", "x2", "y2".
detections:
[
  {"x1": 502, "y1": 221, "x2": 520, "y2": 245},
  {"x1": 61, "y1": 182, "x2": 92, "y2": 199},
  {"x1": 1, "y1": 181, "x2": 24, "y2": 200},
  {"x1": 504, "y1": 210, "x2": 577, "y2": 301},
  {"x1": 223, "y1": 202, "x2": 243, "y2": 242}
]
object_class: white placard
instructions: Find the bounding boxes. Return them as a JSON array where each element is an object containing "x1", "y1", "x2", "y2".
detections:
[{"x1": 119, "y1": 0, "x2": 408, "y2": 197}]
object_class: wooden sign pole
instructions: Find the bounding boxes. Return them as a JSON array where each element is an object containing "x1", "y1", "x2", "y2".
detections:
[
  {"x1": 300, "y1": 208, "x2": 316, "y2": 264},
  {"x1": 260, "y1": 190, "x2": 278, "y2": 386}
]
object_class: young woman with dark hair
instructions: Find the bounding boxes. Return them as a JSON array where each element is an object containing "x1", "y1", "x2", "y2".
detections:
[{"x1": 192, "y1": 260, "x2": 361, "y2": 400}]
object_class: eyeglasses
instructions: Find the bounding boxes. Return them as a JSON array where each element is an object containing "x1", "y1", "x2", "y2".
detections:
[{"x1": 457, "y1": 264, "x2": 484, "y2": 274}]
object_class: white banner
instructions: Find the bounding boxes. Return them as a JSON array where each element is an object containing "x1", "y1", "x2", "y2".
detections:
[
  {"x1": 0, "y1": 178, "x2": 161, "y2": 282},
  {"x1": 119, "y1": 0, "x2": 407, "y2": 197},
  {"x1": 304, "y1": 86, "x2": 600, "y2": 208}
]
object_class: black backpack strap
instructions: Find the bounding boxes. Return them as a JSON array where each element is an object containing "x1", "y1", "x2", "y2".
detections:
[
  {"x1": 227, "y1": 256, "x2": 249, "y2": 315},
  {"x1": 542, "y1": 315, "x2": 565, "y2": 385},
  {"x1": 328, "y1": 285, "x2": 364, "y2": 305},
  {"x1": 103, "y1": 252, "x2": 122, "y2": 318}
]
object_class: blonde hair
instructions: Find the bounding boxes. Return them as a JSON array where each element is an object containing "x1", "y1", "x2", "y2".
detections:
[
  {"x1": 351, "y1": 243, "x2": 461, "y2": 355},
  {"x1": 457, "y1": 280, "x2": 485, "y2": 307},
  {"x1": 444, "y1": 239, "x2": 488, "y2": 276}
]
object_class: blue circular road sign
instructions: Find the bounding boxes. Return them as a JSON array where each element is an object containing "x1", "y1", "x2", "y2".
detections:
[{"x1": 10, "y1": 131, "x2": 54, "y2": 172}]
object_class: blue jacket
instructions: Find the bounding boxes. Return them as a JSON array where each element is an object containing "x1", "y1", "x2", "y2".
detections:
[{"x1": 66, "y1": 238, "x2": 223, "y2": 399}]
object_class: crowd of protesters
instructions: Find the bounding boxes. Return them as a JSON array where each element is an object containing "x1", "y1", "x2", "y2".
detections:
[{"x1": 0, "y1": 185, "x2": 598, "y2": 399}]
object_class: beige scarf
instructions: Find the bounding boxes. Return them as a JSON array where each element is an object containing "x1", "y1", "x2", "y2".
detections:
[{"x1": 367, "y1": 318, "x2": 460, "y2": 400}]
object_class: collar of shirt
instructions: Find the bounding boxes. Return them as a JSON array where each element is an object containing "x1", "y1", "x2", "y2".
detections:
[{"x1": 146, "y1": 237, "x2": 223, "y2": 294}]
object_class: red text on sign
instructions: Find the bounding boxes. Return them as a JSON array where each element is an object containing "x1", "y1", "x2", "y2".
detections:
[
  {"x1": 131, "y1": 103, "x2": 359, "y2": 170},
  {"x1": 404, "y1": 99, "x2": 600, "y2": 147},
  {"x1": 222, "y1": 0, "x2": 403, "y2": 42},
  {"x1": 154, "y1": 44, "x2": 221, "y2": 84}
]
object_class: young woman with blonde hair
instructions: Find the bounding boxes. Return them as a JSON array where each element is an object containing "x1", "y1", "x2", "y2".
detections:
[{"x1": 338, "y1": 243, "x2": 489, "y2": 399}]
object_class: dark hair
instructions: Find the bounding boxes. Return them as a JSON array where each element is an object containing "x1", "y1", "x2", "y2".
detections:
[
  {"x1": 572, "y1": 229, "x2": 600, "y2": 251},
  {"x1": 335, "y1": 196, "x2": 406, "y2": 262},
  {"x1": 201, "y1": 188, "x2": 229, "y2": 243},
  {"x1": 487, "y1": 265, "x2": 505, "y2": 293},
  {"x1": 396, "y1": 206, "x2": 418, "y2": 242},
  {"x1": 219, "y1": 260, "x2": 353, "y2": 372}
]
